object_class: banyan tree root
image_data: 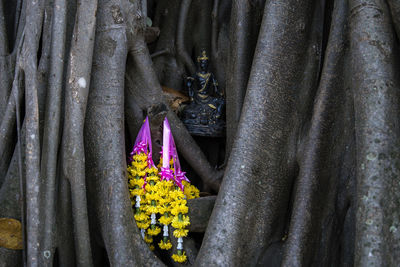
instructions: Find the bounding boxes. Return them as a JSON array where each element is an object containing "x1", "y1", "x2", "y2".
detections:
[{"x1": 0, "y1": 0, "x2": 399, "y2": 266}]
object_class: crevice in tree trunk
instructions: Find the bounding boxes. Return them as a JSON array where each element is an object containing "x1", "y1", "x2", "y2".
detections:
[{"x1": 1, "y1": 0, "x2": 400, "y2": 266}]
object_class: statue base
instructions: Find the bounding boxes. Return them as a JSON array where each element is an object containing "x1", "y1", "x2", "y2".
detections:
[
  {"x1": 183, "y1": 120, "x2": 225, "y2": 137},
  {"x1": 180, "y1": 101, "x2": 225, "y2": 137}
]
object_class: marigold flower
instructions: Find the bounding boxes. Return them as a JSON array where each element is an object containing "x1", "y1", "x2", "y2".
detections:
[
  {"x1": 157, "y1": 205, "x2": 170, "y2": 214},
  {"x1": 171, "y1": 205, "x2": 188, "y2": 216},
  {"x1": 130, "y1": 188, "x2": 145, "y2": 196},
  {"x1": 160, "y1": 180, "x2": 174, "y2": 188},
  {"x1": 171, "y1": 251, "x2": 187, "y2": 263},
  {"x1": 130, "y1": 178, "x2": 145, "y2": 188},
  {"x1": 137, "y1": 170, "x2": 146, "y2": 177},
  {"x1": 140, "y1": 196, "x2": 147, "y2": 204},
  {"x1": 183, "y1": 183, "x2": 200, "y2": 199},
  {"x1": 155, "y1": 186, "x2": 171, "y2": 198},
  {"x1": 136, "y1": 163, "x2": 147, "y2": 170},
  {"x1": 171, "y1": 215, "x2": 190, "y2": 229},
  {"x1": 138, "y1": 153, "x2": 148, "y2": 161},
  {"x1": 147, "y1": 167, "x2": 158, "y2": 174},
  {"x1": 144, "y1": 234, "x2": 153, "y2": 243},
  {"x1": 134, "y1": 212, "x2": 148, "y2": 221},
  {"x1": 173, "y1": 228, "x2": 189, "y2": 238},
  {"x1": 136, "y1": 220, "x2": 150, "y2": 229},
  {"x1": 128, "y1": 168, "x2": 137, "y2": 177},
  {"x1": 146, "y1": 205, "x2": 158, "y2": 214},
  {"x1": 158, "y1": 240, "x2": 172, "y2": 250},
  {"x1": 132, "y1": 161, "x2": 145, "y2": 169},
  {"x1": 145, "y1": 193, "x2": 160, "y2": 203},
  {"x1": 133, "y1": 153, "x2": 147, "y2": 161},
  {"x1": 157, "y1": 198, "x2": 169, "y2": 206},
  {"x1": 169, "y1": 189, "x2": 185, "y2": 200},
  {"x1": 159, "y1": 215, "x2": 173, "y2": 225},
  {"x1": 170, "y1": 198, "x2": 186, "y2": 207},
  {"x1": 145, "y1": 183, "x2": 158, "y2": 192},
  {"x1": 147, "y1": 227, "x2": 161, "y2": 236},
  {"x1": 146, "y1": 175, "x2": 159, "y2": 182}
]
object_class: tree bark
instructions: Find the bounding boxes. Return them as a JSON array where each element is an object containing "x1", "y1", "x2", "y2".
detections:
[
  {"x1": 85, "y1": 1, "x2": 163, "y2": 265},
  {"x1": 38, "y1": 0, "x2": 67, "y2": 264},
  {"x1": 23, "y1": 0, "x2": 44, "y2": 265},
  {"x1": 196, "y1": 0, "x2": 317, "y2": 265},
  {"x1": 225, "y1": 0, "x2": 256, "y2": 159},
  {"x1": 1, "y1": 1, "x2": 400, "y2": 266},
  {"x1": 176, "y1": 0, "x2": 196, "y2": 75},
  {"x1": 350, "y1": 0, "x2": 400, "y2": 265},
  {"x1": 60, "y1": 0, "x2": 98, "y2": 265},
  {"x1": 282, "y1": 0, "x2": 350, "y2": 265}
]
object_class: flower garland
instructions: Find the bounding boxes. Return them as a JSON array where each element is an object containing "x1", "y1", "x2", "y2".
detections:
[
  {"x1": 156, "y1": 156, "x2": 174, "y2": 251},
  {"x1": 128, "y1": 151, "x2": 152, "y2": 248},
  {"x1": 128, "y1": 117, "x2": 199, "y2": 263},
  {"x1": 127, "y1": 117, "x2": 157, "y2": 250},
  {"x1": 161, "y1": 118, "x2": 200, "y2": 263}
]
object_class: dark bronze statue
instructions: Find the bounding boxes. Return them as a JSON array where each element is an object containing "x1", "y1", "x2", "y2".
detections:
[{"x1": 181, "y1": 50, "x2": 225, "y2": 137}]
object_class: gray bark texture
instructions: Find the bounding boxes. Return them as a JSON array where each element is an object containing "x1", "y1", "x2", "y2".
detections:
[{"x1": 0, "y1": 0, "x2": 399, "y2": 266}]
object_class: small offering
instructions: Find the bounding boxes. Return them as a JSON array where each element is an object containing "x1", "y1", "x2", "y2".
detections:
[{"x1": 127, "y1": 117, "x2": 199, "y2": 263}]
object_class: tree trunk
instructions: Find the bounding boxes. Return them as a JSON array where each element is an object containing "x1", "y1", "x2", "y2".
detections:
[{"x1": 0, "y1": 0, "x2": 399, "y2": 266}]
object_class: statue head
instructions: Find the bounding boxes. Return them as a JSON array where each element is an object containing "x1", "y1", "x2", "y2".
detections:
[{"x1": 197, "y1": 49, "x2": 209, "y2": 71}]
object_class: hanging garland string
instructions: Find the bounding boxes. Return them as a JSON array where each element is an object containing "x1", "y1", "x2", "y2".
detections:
[{"x1": 127, "y1": 117, "x2": 199, "y2": 263}]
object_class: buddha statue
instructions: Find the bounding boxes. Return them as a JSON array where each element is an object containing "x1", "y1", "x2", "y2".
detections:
[{"x1": 181, "y1": 50, "x2": 225, "y2": 137}]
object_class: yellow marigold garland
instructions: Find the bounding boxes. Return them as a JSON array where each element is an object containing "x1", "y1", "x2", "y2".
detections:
[
  {"x1": 171, "y1": 250, "x2": 187, "y2": 263},
  {"x1": 170, "y1": 186, "x2": 191, "y2": 262},
  {"x1": 144, "y1": 169, "x2": 161, "y2": 250},
  {"x1": 158, "y1": 239, "x2": 172, "y2": 250},
  {"x1": 128, "y1": 152, "x2": 151, "y2": 247},
  {"x1": 156, "y1": 158, "x2": 174, "y2": 251},
  {"x1": 127, "y1": 117, "x2": 200, "y2": 263}
]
